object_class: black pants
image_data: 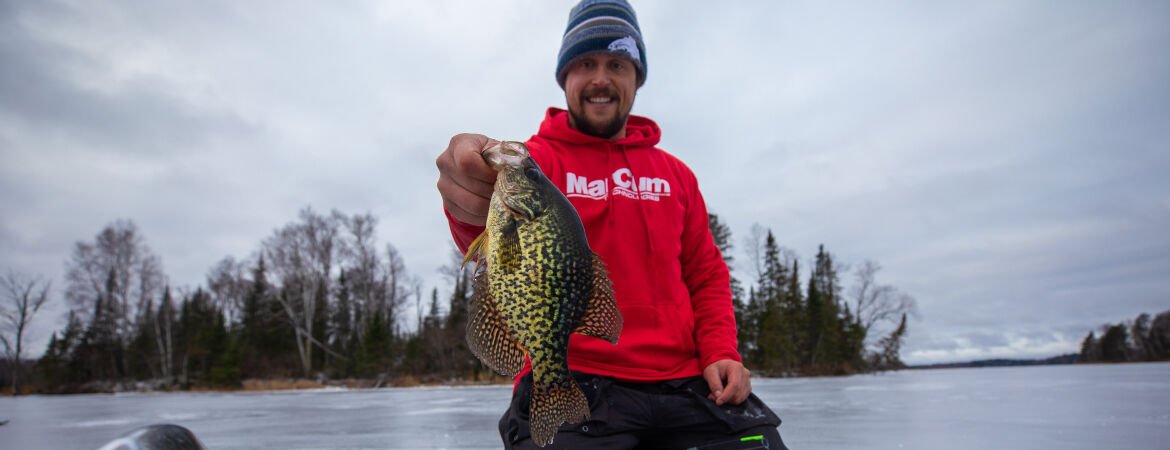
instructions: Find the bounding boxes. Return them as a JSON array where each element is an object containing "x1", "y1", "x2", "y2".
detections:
[{"x1": 499, "y1": 371, "x2": 787, "y2": 449}]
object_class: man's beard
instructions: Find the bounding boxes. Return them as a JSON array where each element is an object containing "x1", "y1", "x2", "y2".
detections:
[{"x1": 569, "y1": 99, "x2": 629, "y2": 140}]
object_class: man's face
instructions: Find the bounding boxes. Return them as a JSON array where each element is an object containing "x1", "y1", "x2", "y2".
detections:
[{"x1": 563, "y1": 54, "x2": 638, "y2": 140}]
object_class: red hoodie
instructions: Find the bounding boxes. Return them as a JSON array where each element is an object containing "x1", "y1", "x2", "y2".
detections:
[{"x1": 445, "y1": 108, "x2": 739, "y2": 382}]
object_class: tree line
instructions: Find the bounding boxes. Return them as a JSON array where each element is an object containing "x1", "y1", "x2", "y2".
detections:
[
  {"x1": 2, "y1": 208, "x2": 918, "y2": 394},
  {"x1": 709, "y1": 214, "x2": 917, "y2": 376},
  {"x1": 1078, "y1": 309, "x2": 1170, "y2": 364},
  {"x1": 21, "y1": 208, "x2": 488, "y2": 393}
]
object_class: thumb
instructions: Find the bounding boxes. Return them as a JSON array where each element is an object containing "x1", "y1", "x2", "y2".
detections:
[
  {"x1": 481, "y1": 136, "x2": 502, "y2": 151},
  {"x1": 702, "y1": 363, "x2": 725, "y2": 402}
]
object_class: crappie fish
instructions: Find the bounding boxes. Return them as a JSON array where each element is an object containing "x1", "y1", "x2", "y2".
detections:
[{"x1": 462, "y1": 141, "x2": 622, "y2": 447}]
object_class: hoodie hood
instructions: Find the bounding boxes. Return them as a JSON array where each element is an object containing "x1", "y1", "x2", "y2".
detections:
[{"x1": 537, "y1": 107, "x2": 661, "y2": 148}]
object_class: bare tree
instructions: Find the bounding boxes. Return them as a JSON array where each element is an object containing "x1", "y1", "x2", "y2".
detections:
[
  {"x1": 381, "y1": 243, "x2": 411, "y2": 334},
  {"x1": 150, "y1": 286, "x2": 177, "y2": 381},
  {"x1": 1, "y1": 269, "x2": 51, "y2": 395},
  {"x1": 64, "y1": 220, "x2": 164, "y2": 377},
  {"x1": 743, "y1": 223, "x2": 768, "y2": 281},
  {"x1": 207, "y1": 256, "x2": 248, "y2": 326},
  {"x1": 849, "y1": 260, "x2": 919, "y2": 347},
  {"x1": 411, "y1": 275, "x2": 424, "y2": 335},
  {"x1": 335, "y1": 211, "x2": 383, "y2": 340},
  {"x1": 264, "y1": 208, "x2": 340, "y2": 376}
]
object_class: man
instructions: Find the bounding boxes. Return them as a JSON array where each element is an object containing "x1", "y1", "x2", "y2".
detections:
[{"x1": 436, "y1": 1, "x2": 786, "y2": 448}]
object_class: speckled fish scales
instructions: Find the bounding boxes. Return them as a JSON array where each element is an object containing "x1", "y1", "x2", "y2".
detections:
[{"x1": 462, "y1": 141, "x2": 622, "y2": 447}]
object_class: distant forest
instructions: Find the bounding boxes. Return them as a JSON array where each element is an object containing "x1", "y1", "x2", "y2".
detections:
[
  {"x1": 1, "y1": 208, "x2": 917, "y2": 395},
  {"x1": 1077, "y1": 309, "x2": 1170, "y2": 364}
]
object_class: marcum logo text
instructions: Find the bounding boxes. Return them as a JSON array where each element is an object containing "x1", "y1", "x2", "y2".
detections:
[{"x1": 566, "y1": 169, "x2": 671, "y2": 202}]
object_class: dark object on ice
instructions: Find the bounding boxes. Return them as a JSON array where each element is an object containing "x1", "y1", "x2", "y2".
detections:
[
  {"x1": 0, "y1": 419, "x2": 8, "y2": 426},
  {"x1": 97, "y1": 423, "x2": 204, "y2": 450}
]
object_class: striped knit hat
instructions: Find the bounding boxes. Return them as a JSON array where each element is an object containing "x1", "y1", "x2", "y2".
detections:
[{"x1": 556, "y1": 0, "x2": 647, "y2": 88}]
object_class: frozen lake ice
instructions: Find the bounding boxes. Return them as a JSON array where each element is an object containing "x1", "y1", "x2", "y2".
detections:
[{"x1": 1, "y1": 362, "x2": 1167, "y2": 449}]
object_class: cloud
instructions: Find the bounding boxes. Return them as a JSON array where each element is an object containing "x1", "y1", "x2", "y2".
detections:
[
  {"x1": 905, "y1": 330, "x2": 1084, "y2": 365},
  {"x1": 2, "y1": 0, "x2": 1168, "y2": 364}
]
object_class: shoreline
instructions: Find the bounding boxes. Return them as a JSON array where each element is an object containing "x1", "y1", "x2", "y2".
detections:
[{"x1": 4, "y1": 374, "x2": 515, "y2": 396}]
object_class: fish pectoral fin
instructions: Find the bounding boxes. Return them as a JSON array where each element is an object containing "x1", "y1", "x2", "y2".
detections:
[
  {"x1": 496, "y1": 219, "x2": 522, "y2": 273},
  {"x1": 462, "y1": 231, "x2": 489, "y2": 272},
  {"x1": 529, "y1": 374, "x2": 589, "y2": 447},
  {"x1": 573, "y1": 253, "x2": 622, "y2": 345},
  {"x1": 466, "y1": 270, "x2": 526, "y2": 377}
]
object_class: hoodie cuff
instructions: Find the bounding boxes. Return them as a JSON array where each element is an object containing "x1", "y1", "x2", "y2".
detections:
[
  {"x1": 700, "y1": 349, "x2": 743, "y2": 372},
  {"x1": 444, "y1": 208, "x2": 485, "y2": 254}
]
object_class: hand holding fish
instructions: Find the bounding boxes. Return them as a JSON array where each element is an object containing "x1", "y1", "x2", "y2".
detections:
[{"x1": 436, "y1": 133, "x2": 501, "y2": 226}]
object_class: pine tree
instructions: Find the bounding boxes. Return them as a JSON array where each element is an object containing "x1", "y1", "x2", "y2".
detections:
[
  {"x1": 420, "y1": 288, "x2": 447, "y2": 376},
  {"x1": 179, "y1": 288, "x2": 229, "y2": 385},
  {"x1": 783, "y1": 259, "x2": 804, "y2": 371},
  {"x1": 707, "y1": 213, "x2": 747, "y2": 357},
  {"x1": 37, "y1": 312, "x2": 84, "y2": 389},
  {"x1": 445, "y1": 267, "x2": 475, "y2": 379},
  {"x1": 240, "y1": 257, "x2": 294, "y2": 377},
  {"x1": 211, "y1": 334, "x2": 243, "y2": 387},
  {"x1": 804, "y1": 267, "x2": 824, "y2": 369},
  {"x1": 740, "y1": 286, "x2": 760, "y2": 363},
  {"x1": 1078, "y1": 331, "x2": 1099, "y2": 363},
  {"x1": 356, "y1": 313, "x2": 392, "y2": 377},
  {"x1": 871, "y1": 313, "x2": 907, "y2": 370},
  {"x1": 126, "y1": 303, "x2": 156, "y2": 380},
  {"x1": 1098, "y1": 324, "x2": 1129, "y2": 362},
  {"x1": 752, "y1": 231, "x2": 796, "y2": 375},
  {"x1": 807, "y1": 244, "x2": 850, "y2": 374},
  {"x1": 1129, "y1": 313, "x2": 1152, "y2": 361},
  {"x1": 1150, "y1": 310, "x2": 1170, "y2": 360}
]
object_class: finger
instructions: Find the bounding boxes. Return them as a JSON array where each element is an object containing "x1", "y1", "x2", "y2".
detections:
[
  {"x1": 716, "y1": 365, "x2": 742, "y2": 406},
  {"x1": 438, "y1": 177, "x2": 490, "y2": 227},
  {"x1": 451, "y1": 134, "x2": 500, "y2": 184},
  {"x1": 737, "y1": 368, "x2": 752, "y2": 404},
  {"x1": 478, "y1": 136, "x2": 502, "y2": 154},
  {"x1": 442, "y1": 167, "x2": 496, "y2": 201},
  {"x1": 437, "y1": 135, "x2": 497, "y2": 224},
  {"x1": 702, "y1": 364, "x2": 726, "y2": 404},
  {"x1": 721, "y1": 367, "x2": 752, "y2": 406},
  {"x1": 442, "y1": 197, "x2": 488, "y2": 227},
  {"x1": 438, "y1": 151, "x2": 495, "y2": 191}
]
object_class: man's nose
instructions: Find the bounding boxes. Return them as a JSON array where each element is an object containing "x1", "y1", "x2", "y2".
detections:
[{"x1": 589, "y1": 72, "x2": 610, "y2": 87}]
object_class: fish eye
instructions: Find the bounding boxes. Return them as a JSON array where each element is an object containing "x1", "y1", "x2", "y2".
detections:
[{"x1": 524, "y1": 167, "x2": 541, "y2": 181}]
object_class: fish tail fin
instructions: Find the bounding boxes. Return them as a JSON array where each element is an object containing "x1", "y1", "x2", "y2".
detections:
[{"x1": 529, "y1": 374, "x2": 589, "y2": 447}]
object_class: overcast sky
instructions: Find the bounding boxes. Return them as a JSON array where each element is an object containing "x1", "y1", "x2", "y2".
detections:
[{"x1": 2, "y1": 0, "x2": 1167, "y2": 365}]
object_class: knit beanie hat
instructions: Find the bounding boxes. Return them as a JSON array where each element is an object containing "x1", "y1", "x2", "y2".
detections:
[{"x1": 555, "y1": 0, "x2": 647, "y2": 88}]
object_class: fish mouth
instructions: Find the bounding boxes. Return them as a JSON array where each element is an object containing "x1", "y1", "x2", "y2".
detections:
[{"x1": 483, "y1": 141, "x2": 530, "y2": 171}]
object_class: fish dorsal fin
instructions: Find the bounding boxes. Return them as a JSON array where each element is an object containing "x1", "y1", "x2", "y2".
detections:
[
  {"x1": 573, "y1": 253, "x2": 622, "y2": 344},
  {"x1": 466, "y1": 270, "x2": 526, "y2": 377}
]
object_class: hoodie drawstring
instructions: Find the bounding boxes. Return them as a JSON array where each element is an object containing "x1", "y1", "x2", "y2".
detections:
[{"x1": 606, "y1": 146, "x2": 615, "y2": 227}]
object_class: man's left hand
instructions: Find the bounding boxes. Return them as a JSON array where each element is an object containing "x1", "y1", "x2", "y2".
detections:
[{"x1": 702, "y1": 359, "x2": 752, "y2": 406}]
